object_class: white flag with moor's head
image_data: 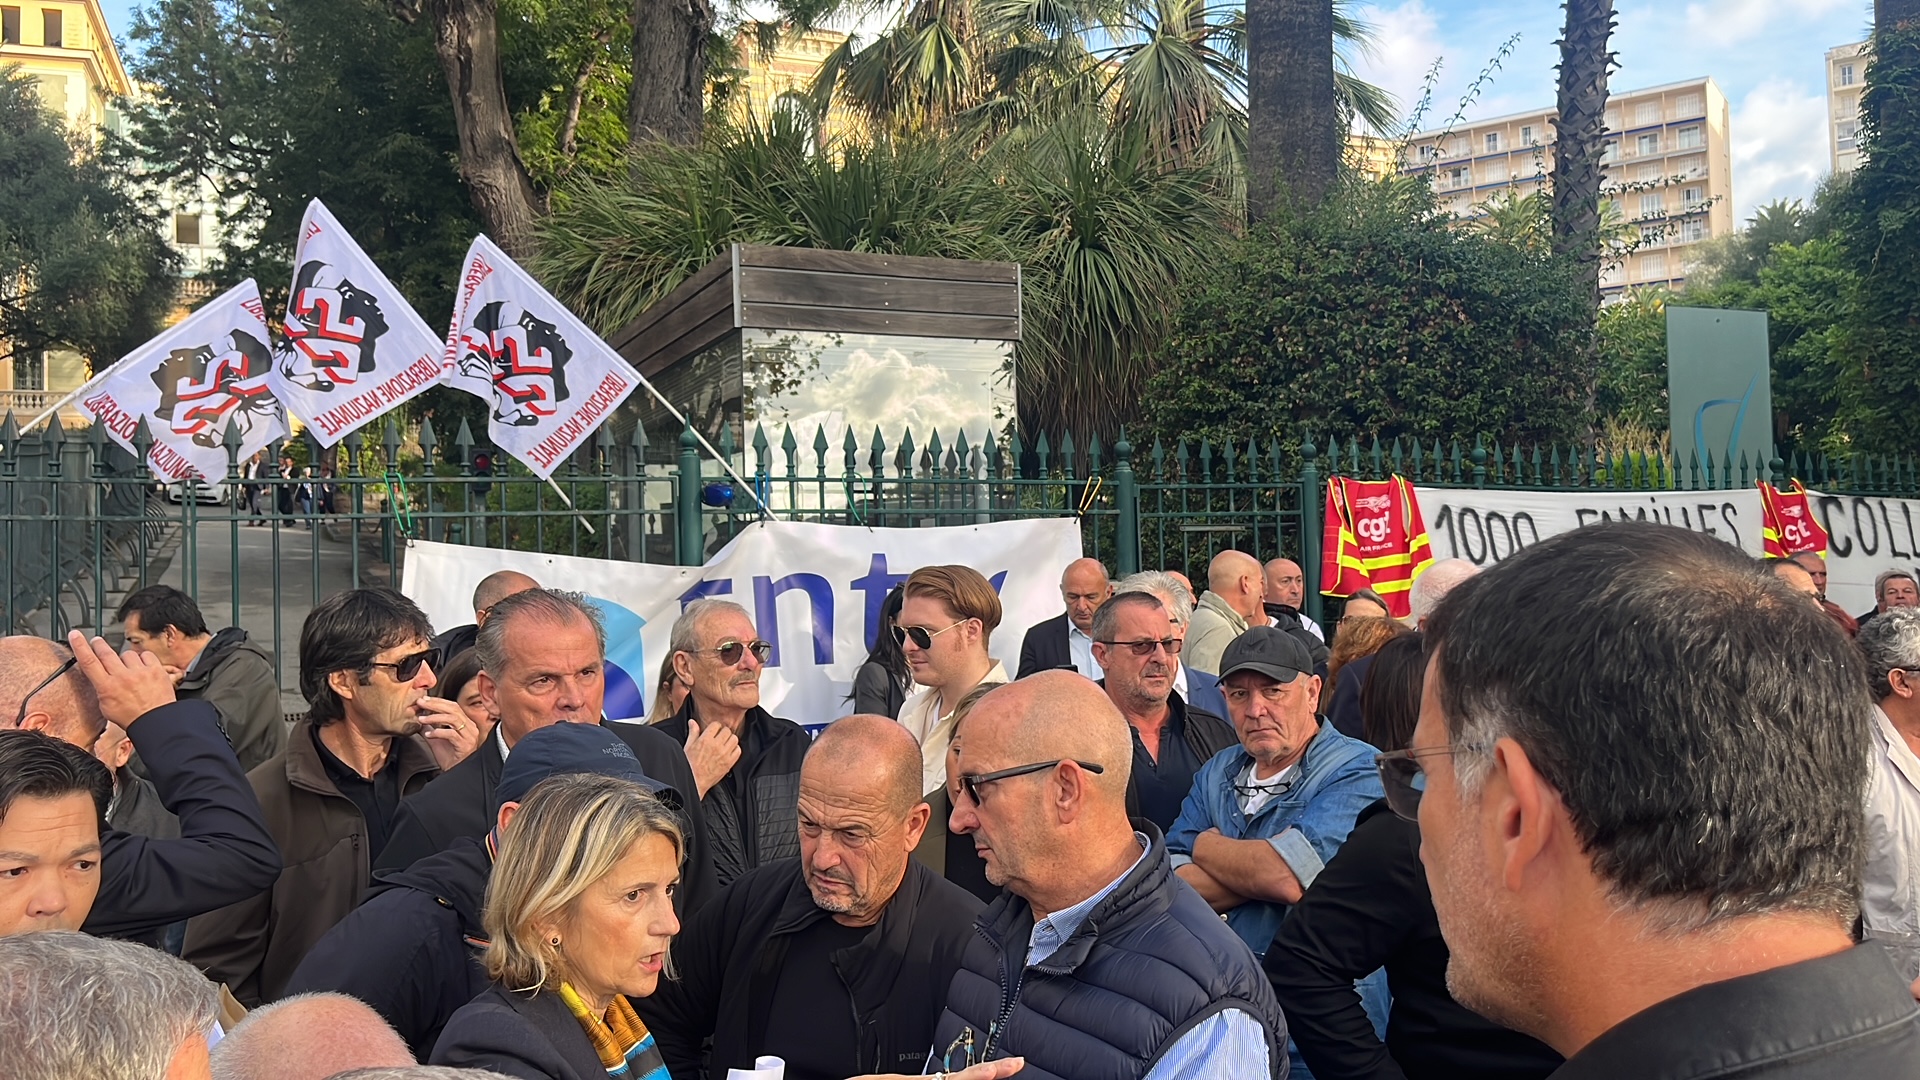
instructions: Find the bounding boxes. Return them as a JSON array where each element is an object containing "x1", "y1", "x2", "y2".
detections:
[
  {"x1": 78, "y1": 279, "x2": 288, "y2": 483},
  {"x1": 274, "y1": 199, "x2": 448, "y2": 445},
  {"x1": 442, "y1": 234, "x2": 640, "y2": 479}
]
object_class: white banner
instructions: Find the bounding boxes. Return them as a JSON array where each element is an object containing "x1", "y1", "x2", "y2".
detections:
[
  {"x1": 442, "y1": 235, "x2": 640, "y2": 479},
  {"x1": 276, "y1": 200, "x2": 448, "y2": 445},
  {"x1": 79, "y1": 280, "x2": 288, "y2": 482},
  {"x1": 401, "y1": 518, "x2": 1084, "y2": 730},
  {"x1": 1409, "y1": 484, "x2": 1917, "y2": 615}
]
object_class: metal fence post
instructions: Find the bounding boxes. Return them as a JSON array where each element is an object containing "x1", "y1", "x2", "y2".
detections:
[
  {"x1": 1114, "y1": 431, "x2": 1139, "y2": 576},
  {"x1": 675, "y1": 418, "x2": 703, "y2": 567},
  {"x1": 1300, "y1": 436, "x2": 1324, "y2": 629}
]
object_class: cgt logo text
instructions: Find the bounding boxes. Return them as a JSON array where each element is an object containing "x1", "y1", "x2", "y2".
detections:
[{"x1": 588, "y1": 554, "x2": 1008, "y2": 721}]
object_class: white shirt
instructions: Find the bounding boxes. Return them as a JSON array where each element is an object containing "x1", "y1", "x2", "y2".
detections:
[
  {"x1": 1067, "y1": 624, "x2": 1101, "y2": 681},
  {"x1": 897, "y1": 661, "x2": 1011, "y2": 795},
  {"x1": 1237, "y1": 761, "x2": 1299, "y2": 817},
  {"x1": 1866, "y1": 704, "x2": 1920, "y2": 982},
  {"x1": 1302, "y1": 615, "x2": 1325, "y2": 642}
]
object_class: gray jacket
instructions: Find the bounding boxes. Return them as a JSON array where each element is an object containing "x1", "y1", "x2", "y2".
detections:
[
  {"x1": 1185, "y1": 591, "x2": 1251, "y2": 674},
  {"x1": 178, "y1": 627, "x2": 286, "y2": 772}
]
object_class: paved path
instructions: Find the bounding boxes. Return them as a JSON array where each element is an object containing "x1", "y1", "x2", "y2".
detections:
[{"x1": 153, "y1": 513, "x2": 397, "y2": 714}]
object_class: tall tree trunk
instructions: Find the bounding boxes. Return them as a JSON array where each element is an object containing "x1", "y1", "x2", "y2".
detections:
[
  {"x1": 1246, "y1": 0, "x2": 1339, "y2": 222},
  {"x1": 417, "y1": 0, "x2": 544, "y2": 259},
  {"x1": 628, "y1": 0, "x2": 712, "y2": 145},
  {"x1": 1549, "y1": 0, "x2": 1617, "y2": 316}
]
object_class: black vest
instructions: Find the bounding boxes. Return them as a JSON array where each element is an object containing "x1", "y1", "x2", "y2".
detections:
[{"x1": 929, "y1": 824, "x2": 1287, "y2": 1080}]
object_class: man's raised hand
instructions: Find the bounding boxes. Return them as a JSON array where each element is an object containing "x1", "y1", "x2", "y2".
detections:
[{"x1": 67, "y1": 630, "x2": 177, "y2": 729}]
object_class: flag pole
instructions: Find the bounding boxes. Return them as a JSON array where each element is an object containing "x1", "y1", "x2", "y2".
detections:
[
  {"x1": 543, "y1": 476, "x2": 597, "y2": 535},
  {"x1": 18, "y1": 368, "x2": 113, "y2": 435}
]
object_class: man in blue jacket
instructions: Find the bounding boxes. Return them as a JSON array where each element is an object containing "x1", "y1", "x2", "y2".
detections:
[{"x1": 1167, "y1": 625, "x2": 1383, "y2": 958}]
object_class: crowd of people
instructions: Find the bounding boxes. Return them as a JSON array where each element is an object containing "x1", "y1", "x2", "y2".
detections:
[{"x1": 3, "y1": 520, "x2": 1920, "y2": 1080}]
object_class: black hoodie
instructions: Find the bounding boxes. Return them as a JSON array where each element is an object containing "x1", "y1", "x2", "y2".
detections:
[{"x1": 281, "y1": 835, "x2": 493, "y2": 1058}]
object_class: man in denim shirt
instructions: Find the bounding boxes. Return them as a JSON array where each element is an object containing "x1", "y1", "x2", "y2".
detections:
[{"x1": 1167, "y1": 625, "x2": 1383, "y2": 958}]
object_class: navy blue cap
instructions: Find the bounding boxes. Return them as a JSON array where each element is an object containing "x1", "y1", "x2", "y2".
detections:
[{"x1": 494, "y1": 723, "x2": 664, "y2": 811}]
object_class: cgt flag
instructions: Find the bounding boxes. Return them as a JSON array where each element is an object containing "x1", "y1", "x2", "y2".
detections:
[
  {"x1": 275, "y1": 199, "x2": 448, "y2": 445},
  {"x1": 442, "y1": 234, "x2": 639, "y2": 480},
  {"x1": 79, "y1": 280, "x2": 287, "y2": 483}
]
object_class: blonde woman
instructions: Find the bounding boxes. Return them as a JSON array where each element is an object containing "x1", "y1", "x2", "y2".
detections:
[{"x1": 433, "y1": 773, "x2": 1024, "y2": 1080}]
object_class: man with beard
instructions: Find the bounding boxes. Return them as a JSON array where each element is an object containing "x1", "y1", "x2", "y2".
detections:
[
  {"x1": 185, "y1": 588, "x2": 444, "y2": 1005},
  {"x1": 638, "y1": 716, "x2": 981, "y2": 1079},
  {"x1": 1407, "y1": 522, "x2": 1920, "y2": 1076}
]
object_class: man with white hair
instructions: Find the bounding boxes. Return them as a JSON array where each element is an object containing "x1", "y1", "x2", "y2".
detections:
[
  {"x1": 1408, "y1": 558, "x2": 1478, "y2": 629},
  {"x1": 1855, "y1": 607, "x2": 1920, "y2": 987},
  {"x1": 0, "y1": 929, "x2": 220, "y2": 1080},
  {"x1": 210, "y1": 992, "x2": 414, "y2": 1080}
]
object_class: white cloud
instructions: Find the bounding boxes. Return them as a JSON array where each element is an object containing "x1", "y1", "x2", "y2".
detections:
[
  {"x1": 1350, "y1": 0, "x2": 1446, "y2": 131},
  {"x1": 1679, "y1": 0, "x2": 1861, "y2": 47},
  {"x1": 1726, "y1": 76, "x2": 1830, "y2": 220}
]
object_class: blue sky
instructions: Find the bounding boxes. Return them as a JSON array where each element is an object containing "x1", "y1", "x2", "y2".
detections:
[{"x1": 97, "y1": 0, "x2": 1871, "y2": 222}]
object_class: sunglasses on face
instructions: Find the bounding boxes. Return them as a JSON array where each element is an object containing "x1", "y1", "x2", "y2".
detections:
[
  {"x1": 14, "y1": 656, "x2": 78, "y2": 728},
  {"x1": 1099, "y1": 637, "x2": 1182, "y2": 658},
  {"x1": 1374, "y1": 744, "x2": 1483, "y2": 821},
  {"x1": 706, "y1": 639, "x2": 773, "y2": 665},
  {"x1": 364, "y1": 647, "x2": 440, "y2": 682},
  {"x1": 955, "y1": 758, "x2": 1105, "y2": 806},
  {"x1": 892, "y1": 619, "x2": 969, "y2": 650}
]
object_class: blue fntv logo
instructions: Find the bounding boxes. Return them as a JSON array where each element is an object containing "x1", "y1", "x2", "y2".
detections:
[{"x1": 584, "y1": 596, "x2": 649, "y2": 722}]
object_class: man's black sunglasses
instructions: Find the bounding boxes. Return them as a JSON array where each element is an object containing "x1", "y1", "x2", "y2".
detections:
[
  {"x1": 956, "y1": 759, "x2": 1105, "y2": 806},
  {"x1": 14, "y1": 656, "x2": 78, "y2": 728},
  {"x1": 364, "y1": 647, "x2": 440, "y2": 682}
]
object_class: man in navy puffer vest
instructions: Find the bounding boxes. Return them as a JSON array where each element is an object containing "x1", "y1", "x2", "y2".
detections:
[{"x1": 927, "y1": 672, "x2": 1288, "y2": 1079}]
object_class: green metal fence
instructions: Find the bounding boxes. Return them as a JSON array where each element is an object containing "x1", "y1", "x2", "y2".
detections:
[{"x1": 6, "y1": 409, "x2": 1917, "y2": 688}]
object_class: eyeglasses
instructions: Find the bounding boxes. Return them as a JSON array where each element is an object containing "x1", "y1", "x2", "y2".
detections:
[
  {"x1": 13, "y1": 656, "x2": 77, "y2": 728},
  {"x1": 1098, "y1": 637, "x2": 1182, "y2": 657},
  {"x1": 892, "y1": 619, "x2": 969, "y2": 650},
  {"x1": 1375, "y1": 744, "x2": 1484, "y2": 821},
  {"x1": 956, "y1": 759, "x2": 1105, "y2": 806},
  {"x1": 695, "y1": 639, "x2": 772, "y2": 666},
  {"x1": 364, "y1": 647, "x2": 440, "y2": 682}
]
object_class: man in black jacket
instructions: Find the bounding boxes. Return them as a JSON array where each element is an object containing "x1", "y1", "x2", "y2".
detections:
[
  {"x1": 372, "y1": 588, "x2": 713, "y2": 914},
  {"x1": 1015, "y1": 557, "x2": 1111, "y2": 680},
  {"x1": 638, "y1": 715, "x2": 981, "y2": 1080},
  {"x1": 283, "y1": 722, "x2": 679, "y2": 1058},
  {"x1": 427, "y1": 569, "x2": 539, "y2": 665},
  {"x1": 654, "y1": 598, "x2": 810, "y2": 889},
  {"x1": 0, "y1": 632, "x2": 280, "y2": 939},
  {"x1": 1090, "y1": 592, "x2": 1236, "y2": 831}
]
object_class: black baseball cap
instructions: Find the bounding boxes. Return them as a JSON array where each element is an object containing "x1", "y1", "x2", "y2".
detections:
[
  {"x1": 494, "y1": 723, "x2": 665, "y2": 811},
  {"x1": 1215, "y1": 625, "x2": 1314, "y2": 685}
]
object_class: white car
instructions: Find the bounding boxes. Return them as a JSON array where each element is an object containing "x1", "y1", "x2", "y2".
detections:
[{"x1": 164, "y1": 479, "x2": 233, "y2": 506}]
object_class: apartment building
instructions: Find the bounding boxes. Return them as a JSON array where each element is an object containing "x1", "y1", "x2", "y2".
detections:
[
  {"x1": 726, "y1": 25, "x2": 865, "y2": 143},
  {"x1": 1827, "y1": 41, "x2": 1867, "y2": 175},
  {"x1": 1, "y1": 0, "x2": 132, "y2": 422},
  {"x1": 1400, "y1": 77, "x2": 1736, "y2": 297}
]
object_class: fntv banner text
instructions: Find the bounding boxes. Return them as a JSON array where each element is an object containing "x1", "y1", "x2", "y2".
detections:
[{"x1": 400, "y1": 518, "x2": 1083, "y2": 729}]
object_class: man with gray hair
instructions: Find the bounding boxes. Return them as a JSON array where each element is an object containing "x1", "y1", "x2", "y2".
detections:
[
  {"x1": 1860, "y1": 569, "x2": 1920, "y2": 629},
  {"x1": 1408, "y1": 557, "x2": 1478, "y2": 629},
  {"x1": 1114, "y1": 570, "x2": 1230, "y2": 720},
  {"x1": 655, "y1": 598, "x2": 810, "y2": 887},
  {"x1": 372, "y1": 589, "x2": 710, "y2": 912},
  {"x1": 1856, "y1": 607, "x2": 1920, "y2": 986},
  {"x1": 211, "y1": 992, "x2": 413, "y2": 1080},
  {"x1": 0, "y1": 929, "x2": 219, "y2": 1080}
]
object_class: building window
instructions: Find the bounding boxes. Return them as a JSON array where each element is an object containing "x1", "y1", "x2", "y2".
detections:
[
  {"x1": 1636, "y1": 132, "x2": 1660, "y2": 155},
  {"x1": 12, "y1": 350, "x2": 45, "y2": 392},
  {"x1": 1838, "y1": 120, "x2": 1859, "y2": 151},
  {"x1": 1677, "y1": 125, "x2": 1703, "y2": 149},
  {"x1": 1442, "y1": 166, "x2": 1471, "y2": 190},
  {"x1": 1635, "y1": 101, "x2": 1661, "y2": 125},
  {"x1": 1841, "y1": 63, "x2": 1856, "y2": 86},
  {"x1": 173, "y1": 213, "x2": 203, "y2": 246},
  {"x1": 1602, "y1": 139, "x2": 1620, "y2": 163},
  {"x1": 40, "y1": 6, "x2": 58, "y2": 46},
  {"x1": 1683, "y1": 185, "x2": 1704, "y2": 206},
  {"x1": 1605, "y1": 109, "x2": 1621, "y2": 130},
  {"x1": 1675, "y1": 92, "x2": 1704, "y2": 116},
  {"x1": 1642, "y1": 251, "x2": 1669, "y2": 278},
  {"x1": 1, "y1": 7, "x2": 18, "y2": 44},
  {"x1": 1448, "y1": 136, "x2": 1468, "y2": 157},
  {"x1": 1639, "y1": 162, "x2": 1663, "y2": 182},
  {"x1": 1639, "y1": 192, "x2": 1665, "y2": 217},
  {"x1": 1520, "y1": 125, "x2": 1535, "y2": 145},
  {"x1": 1416, "y1": 144, "x2": 1438, "y2": 164},
  {"x1": 1485, "y1": 131, "x2": 1501, "y2": 153},
  {"x1": 1680, "y1": 218, "x2": 1706, "y2": 242}
]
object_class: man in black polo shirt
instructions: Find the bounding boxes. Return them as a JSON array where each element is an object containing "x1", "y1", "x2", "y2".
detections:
[
  {"x1": 1090, "y1": 592, "x2": 1236, "y2": 830},
  {"x1": 1408, "y1": 521, "x2": 1920, "y2": 1078}
]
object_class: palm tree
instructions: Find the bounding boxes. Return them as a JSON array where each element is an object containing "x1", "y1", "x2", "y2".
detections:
[
  {"x1": 1245, "y1": 0, "x2": 1338, "y2": 219},
  {"x1": 1549, "y1": 0, "x2": 1618, "y2": 315}
]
